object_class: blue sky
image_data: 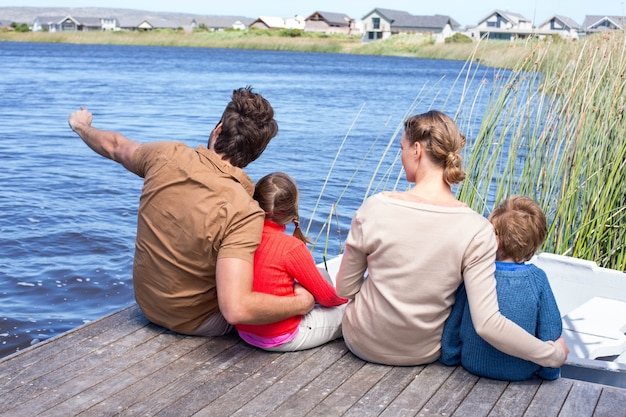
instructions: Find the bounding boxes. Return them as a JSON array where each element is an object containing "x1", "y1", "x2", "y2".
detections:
[{"x1": 1, "y1": 0, "x2": 624, "y2": 26}]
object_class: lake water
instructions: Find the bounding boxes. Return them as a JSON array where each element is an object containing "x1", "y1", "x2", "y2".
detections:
[{"x1": 0, "y1": 41, "x2": 499, "y2": 359}]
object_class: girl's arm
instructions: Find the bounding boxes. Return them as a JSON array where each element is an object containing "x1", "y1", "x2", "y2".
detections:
[{"x1": 284, "y1": 244, "x2": 347, "y2": 307}]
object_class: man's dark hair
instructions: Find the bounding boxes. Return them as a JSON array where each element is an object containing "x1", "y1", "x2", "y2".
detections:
[{"x1": 213, "y1": 86, "x2": 278, "y2": 168}]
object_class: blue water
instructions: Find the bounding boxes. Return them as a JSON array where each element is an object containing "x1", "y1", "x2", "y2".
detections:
[{"x1": 0, "y1": 42, "x2": 499, "y2": 358}]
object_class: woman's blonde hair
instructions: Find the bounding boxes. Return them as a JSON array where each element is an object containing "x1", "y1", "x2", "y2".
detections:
[
  {"x1": 489, "y1": 195, "x2": 547, "y2": 263},
  {"x1": 253, "y1": 172, "x2": 310, "y2": 244},
  {"x1": 404, "y1": 110, "x2": 466, "y2": 185}
]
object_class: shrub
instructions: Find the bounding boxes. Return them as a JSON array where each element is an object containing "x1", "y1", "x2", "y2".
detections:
[
  {"x1": 445, "y1": 33, "x2": 472, "y2": 44},
  {"x1": 10, "y1": 22, "x2": 30, "y2": 32}
]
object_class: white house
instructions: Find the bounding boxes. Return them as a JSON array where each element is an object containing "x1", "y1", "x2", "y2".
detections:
[
  {"x1": 583, "y1": 15, "x2": 625, "y2": 33},
  {"x1": 467, "y1": 10, "x2": 534, "y2": 40},
  {"x1": 304, "y1": 11, "x2": 356, "y2": 35},
  {"x1": 361, "y1": 8, "x2": 460, "y2": 43},
  {"x1": 32, "y1": 15, "x2": 111, "y2": 32},
  {"x1": 249, "y1": 15, "x2": 305, "y2": 30},
  {"x1": 537, "y1": 15, "x2": 582, "y2": 40}
]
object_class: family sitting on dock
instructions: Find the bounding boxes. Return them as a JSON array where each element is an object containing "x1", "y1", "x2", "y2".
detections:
[{"x1": 68, "y1": 86, "x2": 568, "y2": 382}]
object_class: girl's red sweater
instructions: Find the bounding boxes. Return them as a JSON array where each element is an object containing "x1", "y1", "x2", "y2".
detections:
[{"x1": 236, "y1": 220, "x2": 347, "y2": 337}]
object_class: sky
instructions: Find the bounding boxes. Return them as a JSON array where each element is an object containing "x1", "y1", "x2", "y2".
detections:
[{"x1": 0, "y1": 0, "x2": 625, "y2": 27}]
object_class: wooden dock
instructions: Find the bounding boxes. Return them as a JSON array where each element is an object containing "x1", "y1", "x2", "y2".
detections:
[{"x1": 1, "y1": 304, "x2": 625, "y2": 416}]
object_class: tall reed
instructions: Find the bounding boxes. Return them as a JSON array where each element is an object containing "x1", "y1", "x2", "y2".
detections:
[
  {"x1": 311, "y1": 33, "x2": 626, "y2": 271},
  {"x1": 457, "y1": 33, "x2": 626, "y2": 270}
]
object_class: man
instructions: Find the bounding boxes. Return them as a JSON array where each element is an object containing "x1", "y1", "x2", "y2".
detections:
[{"x1": 68, "y1": 86, "x2": 314, "y2": 336}]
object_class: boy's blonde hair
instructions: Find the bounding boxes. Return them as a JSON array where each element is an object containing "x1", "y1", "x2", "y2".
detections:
[{"x1": 489, "y1": 195, "x2": 547, "y2": 263}]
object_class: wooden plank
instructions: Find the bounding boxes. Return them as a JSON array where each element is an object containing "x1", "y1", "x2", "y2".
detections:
[
  {"x1": 189, "y1": 343, "x2": 323, "y2": 417},
  {"x1": 268, "y1": 343, "x2": 363, "y2": 417},
  {"x1": 342, "y1": 365, "x2": 426, "y2": 416},
  {"x1": 593, "y1": 387, "x2": 626, "y2": 416},
  {"x1": 559, "y1": 381, "x2": 602, "y2": 417},
  {"x1": 43, "y1": 335, "x2": 236, "y2": 416},
  {"x1": 0, "y1": 305, "x2": 146, "y2": 388},
  {"x1": 487, "y1": 378, "x2": 540, "y2": 417},
  {"x1": 122, "y1": 338, "x2": 266, "y2": 416},
  {"x1": 229, "y1": 341, "x2": 351, "y2": 416},
  {"x1": 2, "y1": 304, "x2": 626, "y2": 417},
  {"x1": 303, "y1": 361, "x2": 393, "y2": 416},
  {"x1": 4, "y1": 325, "x2": 177, "y2": 416},
  {"x1": 452, "y1": 376, "x2": 509, "y2": 417},
  {"x1": 417, "y1": 366, "x2": 479, "y2": 415},
  {"x1": 379, "y1": 362, "x2": 456, "y2": 417},
  {"x1": 523, "y1": 378, "x2": 573, "y2": 417}
]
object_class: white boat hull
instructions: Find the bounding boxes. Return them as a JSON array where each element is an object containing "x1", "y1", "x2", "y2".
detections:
[
  {"x1": 321, "y1": 252, "x2": 626, "y2": 387},
  {"x1": 531, "y1": 253, "x2": 626, "y2": 387}
]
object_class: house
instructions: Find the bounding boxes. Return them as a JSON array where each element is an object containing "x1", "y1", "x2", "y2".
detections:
[
  {"x1": 361, "y1": 8, "x2": 460, "y2": 43},
  {"x1": 467, "y1": 10, "x2": 534, "y2": 40},
  {"x1": 32, "y1": 15, "x2": 117, "y2": 32},
  {"x1": 117, "y1": 15, "x2": 197, "y2": 31},
  {"x1": 537, "y1": 15, "x2": 582, "y2": 40},
  {"x1": 583, "y1": 15, "x2": 625, "y2": 33},
  {"x1": 249, "y1": 15, "x2": 305, "y2": 30},
  {"x1": 304, "y1": 11, "x2": 356, "y2": 35},
  {"x1": 32, "y1": 16, "x2": 64, "y2": 31},
  {"x1": 194, "y1": 16, "x2": 254, "y2": 31},
  {"x1": 32, "y1": 12, "x2": 248, "y2": 32}
]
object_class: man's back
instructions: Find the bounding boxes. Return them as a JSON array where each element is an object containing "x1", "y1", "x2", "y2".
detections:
[{"x1": 131, "y1": 141, "x2": 264, "y2": 334}]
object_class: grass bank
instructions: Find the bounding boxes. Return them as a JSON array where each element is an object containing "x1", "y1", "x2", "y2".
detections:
[{"x1": 0, "y1": 29, "x2": 566, "y2": 68}]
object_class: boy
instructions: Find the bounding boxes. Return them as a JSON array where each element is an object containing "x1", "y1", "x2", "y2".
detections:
[{"x1": 440, "y1": 196, "x2": 562, "y2": 380}]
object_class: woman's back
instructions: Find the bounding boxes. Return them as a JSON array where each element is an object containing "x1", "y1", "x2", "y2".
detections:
[{"x1": 337, "y1": 193, "x2": 496, "y2": 366}]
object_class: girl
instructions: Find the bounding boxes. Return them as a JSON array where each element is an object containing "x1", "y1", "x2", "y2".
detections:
[{"x1": 236, "y1": 172, "x2": 348, "y2": 351}]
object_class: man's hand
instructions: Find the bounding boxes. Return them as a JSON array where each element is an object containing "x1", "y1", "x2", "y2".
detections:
[
  {"x1": 293, "y1": 283, "x2": 315, "y2": 315},
  {"x1": 68, "y1": 107, "x2": 93, "y2": 133}
]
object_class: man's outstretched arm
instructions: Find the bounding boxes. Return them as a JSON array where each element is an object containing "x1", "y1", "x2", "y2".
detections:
[
  {"x1": 68, "y1": 107, "x2": 140, "y2": 174},
  {"x1": 216, "y1": 257, "x2": 315, "y2": 325}
]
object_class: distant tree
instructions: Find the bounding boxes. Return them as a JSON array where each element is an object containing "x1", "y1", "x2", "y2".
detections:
[
  {"x1": 195, "y1": 22, "x2": 209, "y2": 32},
  {"x1": 10, "y1": 22, "x2": 30, "y2": 32}
]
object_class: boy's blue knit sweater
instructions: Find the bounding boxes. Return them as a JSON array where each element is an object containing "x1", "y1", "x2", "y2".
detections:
[{"x1": 440, "y1": 262, "x2": 562, "y2": 381}]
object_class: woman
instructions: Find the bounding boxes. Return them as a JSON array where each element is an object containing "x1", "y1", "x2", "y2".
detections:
[{"x1": 336, "y1": 110, "x2": 568, "y2": 367}]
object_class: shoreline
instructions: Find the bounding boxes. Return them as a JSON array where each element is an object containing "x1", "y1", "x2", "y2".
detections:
[{"x1": 0, "y1": 30, "x2": 551, "y2": 69}]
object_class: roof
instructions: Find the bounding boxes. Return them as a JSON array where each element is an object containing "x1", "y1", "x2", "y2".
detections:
[
  {"x1": 583, "y1": 15, "x2": 625, "y2": 30},
  {"x1": 305, "y1": 11, "x2": 353, "y2": 25},
  {"x1": 363, "y1": 8, "x2": 460, "y2": 30},
  {"x1": 8, "y1": 7, "x2": 252, "y2": 30},
  {"x1": 75, "y1": 17, "x2": 103, "y2": 26},
  {"x1": 34, "y1": 15, "x2": 66, "y2": 24},
  {"x1": 477, "y1": 9, "x2": 531, "y2": 25},
  {"x1": 196, "y1": 16, "x2": 254, "y2": 29},
  {"x1": 250, "y1": 16, "x2": 286, "y2": 29},
  {"x1": 539, "y1": 15, "x2": 582, "y2": 30}
]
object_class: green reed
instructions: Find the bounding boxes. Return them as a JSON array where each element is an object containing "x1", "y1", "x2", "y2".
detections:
[
  {"x1": 311, "y1": 33, "x2": 626, "y2": 271},
  {"x1": 455, "y1": 33, "x2": 626, "y2": 270}
]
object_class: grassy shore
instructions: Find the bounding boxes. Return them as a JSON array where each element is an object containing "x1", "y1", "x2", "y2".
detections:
[{"x1": 0, "y1": 29, "x2": 562, "y2": 69}]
